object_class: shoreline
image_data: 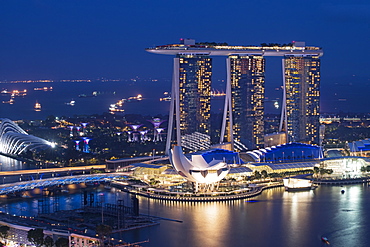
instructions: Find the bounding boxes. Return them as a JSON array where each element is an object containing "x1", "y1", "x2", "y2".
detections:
[{"x1": 112, "y1": 181, "x2": 283, "y2": 202}]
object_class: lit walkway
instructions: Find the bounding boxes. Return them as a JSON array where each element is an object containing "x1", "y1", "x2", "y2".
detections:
[{"x1": 0, "y1": 164, "x2": 106, "y2": 176}]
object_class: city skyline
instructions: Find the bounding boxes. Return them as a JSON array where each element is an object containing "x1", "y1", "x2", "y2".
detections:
[{"x1": 0, "y1": 0, "x2": 370, "y2": 115}]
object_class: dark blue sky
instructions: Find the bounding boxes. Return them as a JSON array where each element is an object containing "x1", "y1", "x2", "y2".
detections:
[{"x1": 1, "y1": 0, "x2": 369, "y2": 112}]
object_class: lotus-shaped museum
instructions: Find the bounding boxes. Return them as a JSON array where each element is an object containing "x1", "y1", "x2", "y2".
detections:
[{"x1": 169, "y1": 146, "x2": 237, "y2": 184}]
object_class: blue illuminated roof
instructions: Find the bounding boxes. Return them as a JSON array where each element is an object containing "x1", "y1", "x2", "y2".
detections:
[
  {"x1": 189, "y1": 148, "x2": 241, "y2": 164},
  {"x1": 246, "y1": 142, "x2": 322, "y2": 163}
]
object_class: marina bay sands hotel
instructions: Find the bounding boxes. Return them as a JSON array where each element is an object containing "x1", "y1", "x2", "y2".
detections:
[{"x1": 146, "y1": 39, "x2": 323, "y2": 152}]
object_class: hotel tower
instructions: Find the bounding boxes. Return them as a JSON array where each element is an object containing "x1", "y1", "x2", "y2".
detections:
[
  {"x1": 280, "y1": 54, "x2": 321, "y2": 144},
  {"x1": 228, "y1": 55, "x2": 265, "y2": 149},
  {"x1": 146, "y1": 39, "x2": 323, "y2": 153},
  {"x1": 177, "y1": 54, "x2": 212, "y2": 136}
]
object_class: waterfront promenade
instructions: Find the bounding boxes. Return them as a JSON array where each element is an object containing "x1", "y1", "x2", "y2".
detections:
[
  {"x1": 112, "y1": 181, "x2": 283, "y2": 202},
  {"x1": 314, "y1": 177, "x2": 370, "y2": 185}
]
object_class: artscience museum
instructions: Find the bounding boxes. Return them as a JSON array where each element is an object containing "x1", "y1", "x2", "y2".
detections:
[{"x1": 169, "y1": 146, "x2": 240, "y2": 190}]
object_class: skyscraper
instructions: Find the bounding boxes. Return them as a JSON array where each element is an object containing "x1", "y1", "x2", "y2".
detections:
[
  {"x1": 229, "y1": 55, "x2": 265, "y2": 149},
  {"x1": 146, "y1": 39, "x2": 323, "y2": 153},
  {"x1": 281, "y1": 54, "x2": 321, "y2": 144},
  {"x1": 178, "y1": 54, "x2": 212, "y2": 136}
]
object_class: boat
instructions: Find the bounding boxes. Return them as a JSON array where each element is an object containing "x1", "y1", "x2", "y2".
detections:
[
  {"x1": 34, "y1": 101, "x2": 41, "y2": 111},
  {"x1": 321, "y1": 237, "x2": 330, "y2": 244},
  {"x1": 283, "y1": 177, "x2": 315, "y2": 191},
  {"x1": 66, "y1": 100, "x2": 76, "y2": 106}
]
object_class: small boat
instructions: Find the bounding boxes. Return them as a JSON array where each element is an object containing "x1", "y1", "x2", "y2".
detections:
[
  {"x1": 66, "y1": 100, "x2": 75, "y2": 106},
  {"x1": 341, "y1": 189, "x2": 345, "y2": 194},
  {"x1": 321, "y1": 237, "x2": 330, "y2": 244},
  {"x1": 34, "y1": 101, "x2": 41, "y2": 111},
  {"x1": 283, "y1": 177, "x2": 315, "y2": 191}
]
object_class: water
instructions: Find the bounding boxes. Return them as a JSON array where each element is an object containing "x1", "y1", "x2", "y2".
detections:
[
  {"x1": 0, "y1": 156, "x2": 24, "y2": 171},
  {"x1": 1, "y1": 184, "x2": 370, "y2": 247},
  {"x1": 0, "y1": 81, "x2": 275, "y2": 121},
  {"x1": 0, "y1": 81, "x2": 172, "y2": 120}
]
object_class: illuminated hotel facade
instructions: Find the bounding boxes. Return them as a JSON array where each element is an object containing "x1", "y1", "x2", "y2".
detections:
[
  {"x1": 228, "y1": 55, "x2": 265, "y2": 149},
  {"x1": 178, "y1": 54, "x2": 212, "y2": 136},
  {"x1": 146, "y1": 40, "x2": 323, "y2": 153},
  {"x1": 280, "y1": 55, "x2": 321, "y2": 143}
]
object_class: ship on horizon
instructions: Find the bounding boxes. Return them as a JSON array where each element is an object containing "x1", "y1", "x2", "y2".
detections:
[{"x1": 34, "y1": 101, "x2": 41, "y2": 111}]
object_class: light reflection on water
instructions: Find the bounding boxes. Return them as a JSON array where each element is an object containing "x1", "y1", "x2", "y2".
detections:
[{"x1": 1, "y1": 185, "x2": 370, "y2": 247}]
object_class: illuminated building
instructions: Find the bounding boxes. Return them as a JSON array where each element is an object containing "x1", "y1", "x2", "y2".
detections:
[
  {"x1": 264, "y1": 132, "x2": 287, "y2": 147},
  {"x1": 347, "y1": 139, "x2": 370, "y2": 156},
  {"x1": 320, "y1": 157, "x2": 369, "y2": 178},
  {"x1": 146, "y1": 39, "x2": 323, "y2": 152},
  {"x1": 178, "y1": 54, "x2": 211, "y2": 137},
  {"x1": 169, "y1": 146, "x2": 239, "y2": 191},
  {"x1": 280, "y1": 45, "x2": 321, "y2": 143},
  {"x1": 0, "y1": 118, "x2": 53, "y2": 155},
  {"x1": 226, "y1": 55, "x2": 265, "y2": 149}
]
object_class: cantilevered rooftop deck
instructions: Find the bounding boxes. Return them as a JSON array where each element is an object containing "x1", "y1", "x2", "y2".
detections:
[{"x1": 146, "y1": 43, "x2": 323, "y2": 57}]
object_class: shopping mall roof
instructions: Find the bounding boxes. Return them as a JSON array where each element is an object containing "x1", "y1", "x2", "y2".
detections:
[
  {"x1": 267, "y1": 162, "x2": 317, "y2": 170},
  {"x1": 229, "y1": 167, "x2": 253, "y2": 174},
  {"x1": 245, "y1": 142, "x2": 322, "y2": 163}
]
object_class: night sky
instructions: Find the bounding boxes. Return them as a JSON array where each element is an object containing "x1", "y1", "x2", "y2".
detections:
[{"x1": 1, "y1": 0, "x2": 369, "y2": 112}]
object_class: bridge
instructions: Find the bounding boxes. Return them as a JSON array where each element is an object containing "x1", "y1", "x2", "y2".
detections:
[{"x1": 0, "y1": 173, "x2": 127, "y2": 195}]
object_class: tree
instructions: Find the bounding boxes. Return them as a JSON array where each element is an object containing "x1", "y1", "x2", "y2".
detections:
[
  {"x1": 27, "y1": 228, "x2": 44, "y2": 247},
  {"x1": 96, "y1": 224, "x2": 112, "y2": 246},
  {"x1": 313, "y1": 167, "x2": 320, "y2": 178},
  {"x1": 261, "y1": 170, "x2": 268, "y2": 179},
  {"x1": 44, "y1": 236, "x2": 54, "y2": 247},
  {"x1": 55, "y1": 237, "x2": 69, "y2": 247},
  {"x1": 0, "y1": 225, "x2": 9, "y2": 240},
  {"x1": 253, "y1": 171, "x2": 262, "y2": 180}
]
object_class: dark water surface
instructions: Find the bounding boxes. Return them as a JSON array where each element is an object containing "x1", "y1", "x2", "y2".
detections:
[
  {"x1": 0, "y1": 81, "x2": 272, "y2": 120},
  {"x1": 1, "y1": 185, "x2": 370, "y2": 247},
  {"x1": 0, "y1": 81, "x2": 171, "y2": 120}
]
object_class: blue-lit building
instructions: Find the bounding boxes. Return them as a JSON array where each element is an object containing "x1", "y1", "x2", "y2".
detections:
[
  {"x1": 244, "y1": 142, "x2": 322, "y2": 163},
  {"x1": 348, "y1": 139, "x2": 370, "y2": 156}
]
